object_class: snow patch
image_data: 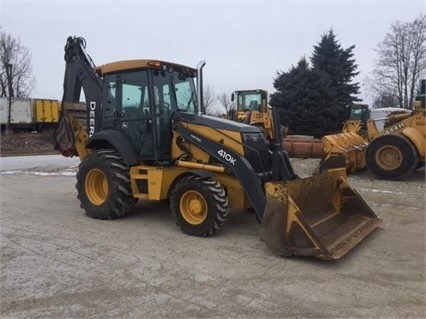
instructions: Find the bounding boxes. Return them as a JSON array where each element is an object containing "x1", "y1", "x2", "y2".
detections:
[
  {"x1": 1, "y1": 170, "x2": 76, "y2": 177},
  {"x1": 360, "y1": 188, "x2": 404, "y2": 195}
]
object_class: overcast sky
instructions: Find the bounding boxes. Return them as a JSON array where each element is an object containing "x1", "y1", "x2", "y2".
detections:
[{"x1": 1, "y1": 0, "x2": 425, "y2": 107}]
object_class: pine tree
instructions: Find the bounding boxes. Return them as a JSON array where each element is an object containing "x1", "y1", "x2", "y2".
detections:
[
  {"x1": 270, "y1": 57, "x2": 331, "y2": 136},
  {"x1": 311, "y1": 29, "x2": 360, "y2": 106},
  {"x1": 310, "y1": 30, "x2": 360, "y2": 133},
  {"x1": 271, "y1": 30, "x2": 360, "y2": 136}
]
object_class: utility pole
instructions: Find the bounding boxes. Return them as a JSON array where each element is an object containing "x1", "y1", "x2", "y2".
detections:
[{"x1": 6, "y1": 63, "x2": 13, "y2": 134}]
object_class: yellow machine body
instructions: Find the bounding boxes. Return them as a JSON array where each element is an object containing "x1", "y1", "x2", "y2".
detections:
[
  {"x1": 319, "y1": 87, "x2": 425, "y2": 180},
  {"x1": 55, "y1": 36, "x2": 382, "y2": 260},
  {"x1": 64, "y1": 110, "x2": 381, "y2": 259},
  {"x1": 229, "y1": 89, "x2": 276, "y2": 141}
]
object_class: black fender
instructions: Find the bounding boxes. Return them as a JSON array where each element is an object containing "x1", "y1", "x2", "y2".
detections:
[
  {"x1": 188, "y1": 170, "x2": 216, "y2": 180},
  {"x1": 86, "y1": 130, "x2": 138, "y2": 166},
  {"x1": 166, "y1": 170, "x2": 216, "y2": 199}
]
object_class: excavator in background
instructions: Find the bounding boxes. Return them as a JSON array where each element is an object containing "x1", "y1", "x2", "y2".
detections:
[
  {"x1": 54, "y1": 36, "x2": 381, "y2": 260},
  {"x1": 319, "y1": 81, "x2": 425, "y2": 180}
]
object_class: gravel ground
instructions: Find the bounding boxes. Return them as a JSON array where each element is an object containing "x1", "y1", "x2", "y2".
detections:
[
  {"x1": 296, "y1": 157, "x2": 425, "y2": 197},
  {"x1": 0, "y1": 154, "x2": 424, "y2": 319},
  {"x1": 1, "y1": 130, "x2": 425, "y2": 318}
]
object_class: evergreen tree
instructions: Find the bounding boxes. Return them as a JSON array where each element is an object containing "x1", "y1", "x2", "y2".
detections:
[
  {"x1": 271, "y1": 58, "x2": 324, "y2": 136},
  {"x1": 310, "y1": 30, "x2": 360, "y2": 133},
  {"x1": 311, "y1": 29, "x2": 360, "y2": 106},
  {"x1": 271, "y1": 57, "x2": 343, "y2": 136},
  {"x1": 271, "y1": 30, "x2": 360, "y2": 136}
]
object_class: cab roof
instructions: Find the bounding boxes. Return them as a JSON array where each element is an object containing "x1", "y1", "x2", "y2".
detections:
[{"x1": 95, "y1": 59, "x2": 196, "y2": 76}]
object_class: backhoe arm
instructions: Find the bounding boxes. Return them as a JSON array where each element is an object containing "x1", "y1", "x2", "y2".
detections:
[
  {"x1": 62, "y1": 36, "x2": 102, "y2": 107},
  {"x1": 54, "y1": 36, "x2": 103, "y2": 157}
]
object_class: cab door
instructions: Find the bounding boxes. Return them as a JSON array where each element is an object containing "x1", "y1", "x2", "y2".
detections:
[
  {"x1": 119, "y1": 70, "x2": 155, "y2": 159},
  {"x1": 101, "y1": 75, "x2": 120, "y2": 130}
]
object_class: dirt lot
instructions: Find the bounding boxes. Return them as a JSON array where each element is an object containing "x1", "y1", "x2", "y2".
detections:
[
  {"x1": 1, "y1": 130, "x2": 57, "y2": 156},
  {"x1": 0, "y1": 133, "x2": 425, "y2": 318}
]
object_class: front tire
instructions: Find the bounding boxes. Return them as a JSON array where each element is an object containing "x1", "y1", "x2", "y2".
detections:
[
  {"x1": 366, "y1": 134, "x2": 418, "y2": 180},
  {"x1": 170, "y1": 176, "x2": 229, "y2": 237},
  {"x1": 76, "y1": 149, "x2": 137, "y2": 219}
]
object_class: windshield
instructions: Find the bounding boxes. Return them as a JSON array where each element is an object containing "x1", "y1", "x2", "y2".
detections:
[
  {"x1": 350, "y1": 105, "x2": 369, "y2": 121},
  {"x1": 238, "y1": 92, "x2": 262, "y2": 112},
  {"x1": 350, "y1": 108, "x2": 364, "y2": 120},
  {"x1": 152, "y1": 68, "x2": 198, "y2": 114}
]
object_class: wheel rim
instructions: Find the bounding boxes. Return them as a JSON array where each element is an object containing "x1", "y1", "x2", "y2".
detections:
[
  {"x1": 85, "y1": 169, "x2": 108, "y2": 205},
  {"x1": 375, "y1": 145, "x2": 402, "y2": 170},
  {"x1": 180, "y1": 190, "x2": 207, "y2": 225}
]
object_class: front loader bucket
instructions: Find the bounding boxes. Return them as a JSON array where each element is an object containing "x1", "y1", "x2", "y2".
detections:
[
  {"x1": 259, "y1": 169, "x2": 382, "y2": 260},
  {"x1": 318, "y1": 132, "x2": 368, "y2": 174}
]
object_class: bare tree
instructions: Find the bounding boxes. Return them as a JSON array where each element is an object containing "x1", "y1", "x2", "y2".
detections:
[
  {"x1": 371, "y1": 93, "x2": 400, "y2": 109},
  {"x1": 370, "y1": 15, "x2": 426, "y2": 109},
  {"x1": 203, "y1": 85, "x2": 217, "y2": 115},
  {"x1": 0, "y1": 29, "x2": 35, "y2": 98},
  {"x1": 217, "y1": 92, "x2": 235, "y2": 116}
]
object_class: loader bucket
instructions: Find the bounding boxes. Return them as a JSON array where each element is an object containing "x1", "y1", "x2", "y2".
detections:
[
  {"x1": 259, "y1": 169, "x2": 382, "y2": 260},
  {"x1": 318, "y1": 132, "x2": 368, "y2": 174}
]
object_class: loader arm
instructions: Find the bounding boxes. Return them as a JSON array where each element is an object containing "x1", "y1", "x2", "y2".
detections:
[
  {"x1": 174, "y1": 116, "x2": 381, "y2": 259},
  {"x1": 174, "y1": 122, "x2": 267, "y2": 222},
  {"x1": 173, "y1": 106, "x2": 297, "y2": 222}
]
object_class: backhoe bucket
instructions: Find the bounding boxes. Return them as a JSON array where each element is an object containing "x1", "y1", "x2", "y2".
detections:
[
  {"x1": 259, "y1": 169, "x2": 382, "y2": 260},
  {"x1": 318, "y1": 132, "x2": 368, "y2": 174},
  {"x1": 53, "y1": 102, "x2": 88, "y2": 158}
]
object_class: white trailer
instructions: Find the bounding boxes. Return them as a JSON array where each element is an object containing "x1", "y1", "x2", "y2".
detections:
[
  {"x1": 9, "y1": 98, "x2": 33, "y2": 125},
  {"x1": 0, "y1": 97, "x2": 8, "y2": 127}
]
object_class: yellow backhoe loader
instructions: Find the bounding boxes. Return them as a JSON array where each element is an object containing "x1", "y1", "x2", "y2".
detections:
[
  {"x1": 319, "y1": 85, "x2": 425, "y2": 180},
  {"x1": 54, "y1": 36, "x2": 381, "y2": 260}
]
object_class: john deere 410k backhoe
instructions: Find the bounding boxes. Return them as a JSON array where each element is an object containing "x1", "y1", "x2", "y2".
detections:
[{"x1": 54, "y1": 36, "x2": 381, "y2": 260}]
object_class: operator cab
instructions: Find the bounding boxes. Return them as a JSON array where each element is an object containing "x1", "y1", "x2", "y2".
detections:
[
  {"x1": 96, "y1": 60, "x2": 198, "y2": 161},
  {"x1": 232, "y1": 89, "x2": 268, "y2": 112}
]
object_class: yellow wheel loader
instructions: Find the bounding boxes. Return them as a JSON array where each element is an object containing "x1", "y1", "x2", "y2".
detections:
[
  {"x1": 227, "y1": 90, "x2": 326, "y2": 158},
  {"x1": 54, "y1": 36, "x2": 381, "y2": 260},
  {"x1": 228, "y1": 89, "x2": 276, "y2": 140},
  {"x1": 319, "y1": 85, "x2": 425, "y2": 180}
]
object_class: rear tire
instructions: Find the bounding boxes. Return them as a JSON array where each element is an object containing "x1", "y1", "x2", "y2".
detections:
[
  {"x1": 366, "y1": 134, "x2": 418, "y2": 180},
  {"x1": 170, "y1": 176, "x2": 229, "y2": 237},
  {"x1": 76, "y1": 149, "x2": 137, "y2": 219}
]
